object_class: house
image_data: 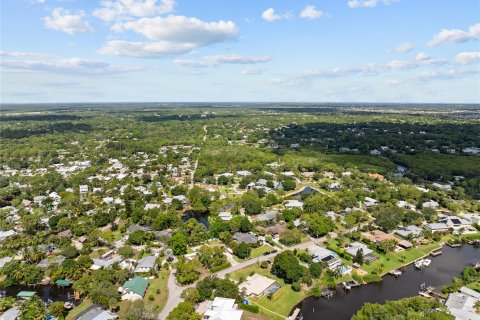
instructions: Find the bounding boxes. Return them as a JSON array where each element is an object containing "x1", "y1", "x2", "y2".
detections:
[
  {"x1": 218, "y1": 212, "x2": 232, "y2": 221},
  {"x1": 285, "y1": 200, "x2": 303, "y2": 209},
  {"x1": 144, "y1": 203, "x2": 162, "y2": 211},
  {"x1": 364, "y1": 197, "x2": 378, "y2": 207},
  {"x1": 432, "y1": 183, "x2": 452, "y2": 191},
  {"x1": 308, "y1": 246, "x2": 342, "y2": 270},
  {"x1": 57, "y1": 230, "x2": 73, "y2": 239},
  {"x1": 239, "y1": 274, "x2": 279, "y2": 297},
  {"x1": 203, "y1": 297, "x2": 243, "y2": 320},
  {"x1": 74, "y1": 304, "x2": 118, "y2": 320},
  {"x1": 0, "y1": 230, "x2": 15, "y2": 241},
  {"x1": 237, "y1": 170, "x2": 251, "y2": 177},
  {"x1": 257, "y1": 179, "x2": 268, "y2": 187},
  {"x1": 362, "y1": 230, "x2": 399, "y2": 244},
  {"x1": 79, "y1": 185, "x2": 88, "y2": 194},
  {"x1": 173, "y1": 195, "x2": 187, "y2": 203},
  {"x1": 33, "y1": 195, "x2": 46, "y2": 204},
  {"x1": 368, "y1": 173, "x2": 384, "y2": 180},
  {"x1": 445, "y1": 287, "x2": 480, "y2": 320},
  {"x1": 134, "y1": 256, "x2": 157, "y2": 273},
  {"x1": 395, "y1": 225, "x2": 422, "y2": 239},
  {"x1": 397, "y1": 201, "x2": 416, "y2": 210},
  {"x1": 119, "y1": 277, "x2": 149, "y2": 301},
  {"x1": 425, "y1": 222, "x2": 449, "y2": 233},
  {"x1": 370, "y1": 149, "x2": 381, "y2": 156},
  {"x1": 49, "y1": 192, "x2": 61, "y2": 202},
  {"x1": 255, "y1": 210, "x2": 278, "y2": 222},
  {"x1": 423, "y1": 200, "x2": 439, "y2": 208},
  {"x1": 0, "y1": 257, "x2": 13, "y2": 268},
  {"x1": 91, "y1": 255, "x2": 124, "y2": 270},
  {"x1": 37, "y1": 255, "x2": 66, "y2": 269},
  {"x1": 233, "y1": 232, "x2": 258, "y2": 244},
  {"x1": 290, "y1": 143, "x2": 300, "y2": 148},
  {"x1": 0, "y1": 307, "x2": 20, "y2": 320},
  {"x1": 438, "y1": 216, "x2": 471, "y2": 228},
  {"x1": 127, "y1": 224, "x2": 151, "y2": 234},
  {"x1": 345, "y1": 242, "x2": 376, "y2": 261}
]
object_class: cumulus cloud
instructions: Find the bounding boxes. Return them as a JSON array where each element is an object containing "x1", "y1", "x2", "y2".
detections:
[
  {"x1": 99, "y1": 15, "x2": 238, "y2": 58},
  {"x1": 43, "y1": 8, "x2": 94, "y2": 35},
  {"x1": 300, "y1": 5, "x2": 324, "y2": 20},
  {"x1": 347, "y1": 0, "x2": 395, "y2": 8},
  {"x1": 93, "y1": 0, "x2": 175, "y2": 22},
  {"x1": 428, "y1": 22, "x2": 480, "y2": 47},
  {"x1": 262, "y1": 8, "x2": 290, "y2": 22},
  {"x1": 392, "y1": 42, "x2": 414, "y2": 53},
  {"x1": 454, "y1": 52, "x2": 480, "y2": 65},
  {"x1": 0, "y1": 51, "x2": 138, "y2": 75},
  {"x1": 174, "y1": 54, "x2": 271, "y2": 68}
]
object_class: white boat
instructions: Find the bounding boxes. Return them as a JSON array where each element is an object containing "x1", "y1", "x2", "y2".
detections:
[
  {"x1": 389, "y1": 269, "x2": 402, "y2": 276},
  {"x1": 414, "y1": 259, "x2": 431, "y2": 269}
]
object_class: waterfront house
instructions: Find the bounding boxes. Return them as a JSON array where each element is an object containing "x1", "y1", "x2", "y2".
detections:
[
  {"x1": 395, "y1": 225, "x2": 422, "y2": 239},
  {"x1": 203, "y1": 297, "x2": 243, "y2": 320},
  {"x1": 308, "y1": 246, "x2": 342, "y2": 270},
  {"x1": 425, "y1": 222, "x2": 449, "y2": 233},
  {"x1": 239, "y1": 274, "x2": 279, "y2": 297},
  {"x1": 445, "y1": 286, "x2": 480, "y2": 320},
  {"x1": 346, "y1": 242, "x2": 376, "y2": 261}
]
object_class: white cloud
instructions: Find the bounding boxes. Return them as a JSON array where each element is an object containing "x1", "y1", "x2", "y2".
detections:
[
  {"x1": 392, "y1": 42, "x2": 414, "y2": 53},
  {"x1": 0, "y1": 52, "x2": 138, "y2": 75},
  {"x1": 347, "y1": 0, "x2": 395, "y2": 8},
  {"x1": 174, "y1": 54, "x2": 271, "y2": 68},
  {"x1": 300, "y1": 5, "x2": 324, "y2": 20},
  {"x1": 93, "y1": 0, "x2": 175, "y2": 22},
  {"x1": 454, "y1": 52, "x2": 480, "y2": 65},
  {"x1": 242, "y1": 66, "x2": 268, "y2": 75},
  {"x1": 43, "y1": 8, "x2": 94, "y2": 35},
  {"x1": 416, "y1": 52, "x2": 430, "y2": 61},
  {"x1": 100, "y1": 15, "x2": 238, "y2": 58},
  {"x1": 428, "y1": 22, "x2": 480, "y2": 47},
  {"x1": 262, "y1": 8, "x2": 290, "y2": 22}
]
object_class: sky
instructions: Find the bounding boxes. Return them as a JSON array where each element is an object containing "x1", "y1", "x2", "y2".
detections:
[{"x1": 1, "y1": 0, "x2": 479, "y2": 103}]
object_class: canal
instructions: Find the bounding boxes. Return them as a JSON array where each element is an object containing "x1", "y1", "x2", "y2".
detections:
[{"x1": 295, "y1": 244, "x2": 480, "y2": 320}]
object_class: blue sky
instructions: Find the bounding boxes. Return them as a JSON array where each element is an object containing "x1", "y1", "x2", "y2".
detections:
[{"x1": 1, "y1": 0, "x2": 479, "y2": 103}]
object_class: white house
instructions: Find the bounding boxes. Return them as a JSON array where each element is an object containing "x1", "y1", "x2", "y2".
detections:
[
  {"x1": 79, "y1": 185, "x2": 88, "y2": 194},
  {"x1": 203, "y1": 297, "x2": 243, "y2": 320},
  {"x1": 285, "y1": 200, "x2": 303, "y2": 209}
]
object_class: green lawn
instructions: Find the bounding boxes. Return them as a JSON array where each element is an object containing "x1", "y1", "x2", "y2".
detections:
[
  {"x1": 66, "y1": 299, "x2": 93, "y2": 320},
  {"x1": 466, "y1": 281, "x2": 480, "y2": 293},
  {"x1": 233, "y1": 245, "x2": 275, "y2": 263},
  {"x1": 229, "y1": 263, "x2": 306, "y2": 320},
  {"x1": 145, "y1": 270, "x2": 170, "y2": 314},
  {"x1": 361, "y1": 242, "x2": 442, "y2": 276}
]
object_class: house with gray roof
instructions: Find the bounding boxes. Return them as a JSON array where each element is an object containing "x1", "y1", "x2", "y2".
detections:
[
  {"x1": 134, "y1": 256, "x2": 157, "y2": 273},
  {"x1": 233, "y1": 232, "x2": 258, "y2": 244},
  {"x1": 395, "y1": 225, "x2": 422, "y2": 239},
  {"x1": 74, "y1": 304, "x2": 117, "y2": 320}
]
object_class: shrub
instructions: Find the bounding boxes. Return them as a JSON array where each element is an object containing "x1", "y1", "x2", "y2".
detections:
[{"x1": 210, "y1": 262, "x2": 231, "y2": 273}]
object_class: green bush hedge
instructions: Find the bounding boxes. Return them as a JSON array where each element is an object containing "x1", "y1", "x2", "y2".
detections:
[
  {"x1": 239, "y1": 303, "x2": 259, "y2": 313},
  {"x1": 211, "y1": 262, "x2": 232, "y2": 273}
]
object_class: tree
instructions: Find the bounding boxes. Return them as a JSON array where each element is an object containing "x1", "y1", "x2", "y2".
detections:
[
  {"x1": 279, "y1": 229, "x2": 303, "y2": 246},
  {"x1": 309, "y1": 262, "x2": 323, "y2": 278},
  {"x1": 167, "y1": 302, "x2": 201, "y2": 320},
  {"x1": 176, "y1": 259, "x2": 200, "y2": 285},
  {"x1": 377, "y1": 239, "x2": 397, "y2": 253},
  {"x1": 374, "y1": 206, "x2": 405, "y2": 231},
  {"x1": 128, "y1": 230, "x2": 150, "y2": 245},
  {"x1": 241, "y1": 191, "x2": 263, "y2": 215},
  {"x1": 234, "y1": 242, "x2": 251, "y2": 259},
  {"x1": 239, "y1": 216, "x2": 253, "y2": 233},
  {"x1": 61, "y1": 246, "x2": 79, "y2": 259},
  {"x1": 20, "y1": 297, "x2": 45, "y2": 319},
  {"x1": 48, "y1": 301, "x2": 65, "y2": 318},
  {"x1": 352, "y1": 296, "x2": 453, "y2": 320},
  {"x1": 181, "y1": 287, "x2": 201, "y2": 304},
  {"x1": 117, "y1": 246, "x2": 135, "y2": 258},
  {"x1": 302, "y1": 213, "x2": 335, "y2": 237},
  {"x1": 271, "y1": 250, "x2": 304, "y2": 283},
  {"x1": 197, "y1": 245, "x2": 227, "y2": 269},
  {"x1": 353, "y1": 248, "x2": 364, "y2": 265},
  {"x1": 170, "y1": 232, "x2": 187, "y2": 256},
  {"x1": 461, "y1": 266, "x2": 478, "y2": 283},
  {"x1": 282, "y1": 179, "x2": 296, "y2": 191}
]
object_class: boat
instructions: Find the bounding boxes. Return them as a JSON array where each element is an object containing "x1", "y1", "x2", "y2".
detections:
[
  {"x1": 389, "y1": 269, "x2": 402, "y2": 277},
  {"x1": 414, "y1": 259, "x2": 431, "y2": 269},
  {"x1": 430, "y1": 250, "x2": 442, "y2": 257}
]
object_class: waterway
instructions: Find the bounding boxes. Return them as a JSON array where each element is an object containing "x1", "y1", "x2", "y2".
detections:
[
  {"x1": 182, "y1": 210, "x2": 210, "y2": 228},
  {"x1": 295, "y1": 244, "x2": 479, "y2": 320}
]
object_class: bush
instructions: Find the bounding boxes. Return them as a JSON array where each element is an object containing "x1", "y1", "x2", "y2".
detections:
[
  {"x1": 239, "y1": 303, "x2": 259, "y2": 313},
  {"x1": 210, "y1": 262, "x2": 231, "y2": 273},
  {"x1": 148, "y1": 294, "x2": 154, "y2": 301},
  {"x1": 291, "y1": 282, "x2": 301, "y2": 291}
]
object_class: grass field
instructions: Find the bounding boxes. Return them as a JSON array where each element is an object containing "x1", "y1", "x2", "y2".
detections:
[{"x1": 144, "y1": 270, "x2": 170, "y2": 314}]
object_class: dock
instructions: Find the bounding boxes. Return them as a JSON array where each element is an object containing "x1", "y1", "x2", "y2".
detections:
[
  {"x1": 430, "y1": 250, "x2": 442, "y2": 257},
  {"x1": 288, "y1": 308, "x2": 302, "y2": 320}
]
